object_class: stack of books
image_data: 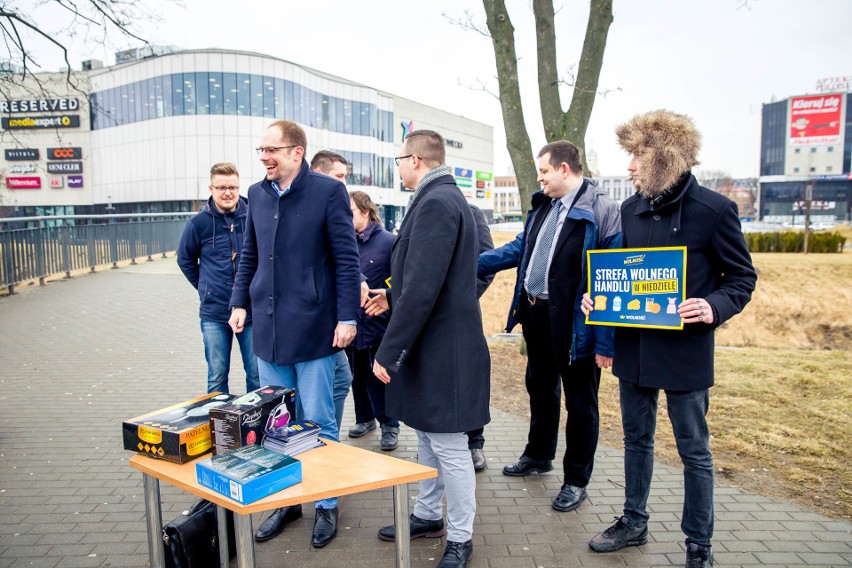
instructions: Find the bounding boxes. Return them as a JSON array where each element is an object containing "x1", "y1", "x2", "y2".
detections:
[{"x1": 262, "y1": 420, "x2": 324, "y2": 456}]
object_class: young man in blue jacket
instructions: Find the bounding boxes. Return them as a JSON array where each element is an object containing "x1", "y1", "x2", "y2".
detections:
[
  {"x1": 478, "y1": 141, "x2": 621, "y2": 513},
  {"x1": 229, "y1": 121, "x2": 361, "y2": 549},
  {"x1": 177, "y1": 162, "x2": 259, "y2": 395}
]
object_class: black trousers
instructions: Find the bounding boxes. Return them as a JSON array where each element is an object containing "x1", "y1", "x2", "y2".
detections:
[
  {"x1": 347, "y1": 345, "x2": 399, "y2": 427},
  {"x1": 521, "y1": 300, "x2": 601, "y2": 487}
]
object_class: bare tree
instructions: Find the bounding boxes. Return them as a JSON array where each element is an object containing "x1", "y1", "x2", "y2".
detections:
[
  {"x1": 482, "y1": 0, "x2": 613, "y2": 218},
  {"x1": 0, "y1": 0, "x2": 166, "y2": 100}
]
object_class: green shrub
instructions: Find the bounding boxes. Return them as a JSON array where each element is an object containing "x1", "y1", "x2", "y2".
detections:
[{"x1": 743, "y1": 231, "x2": 846, "y2": 253}]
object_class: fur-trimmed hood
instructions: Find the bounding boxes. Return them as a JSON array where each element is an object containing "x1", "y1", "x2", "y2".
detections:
[{"x1": 616, "y1": 110, "x2": 701, "y2": 197}]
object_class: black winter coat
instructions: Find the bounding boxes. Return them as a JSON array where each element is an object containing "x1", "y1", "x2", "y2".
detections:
[
  {"x1": 376, "y1": 174, "x2": 491, "y2": 433},
  {"x1": 613, "y1": 174, "x2": 757, "y2": 391}
]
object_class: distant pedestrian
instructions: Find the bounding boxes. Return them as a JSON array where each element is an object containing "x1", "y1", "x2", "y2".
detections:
[{"x1": 177, "y1": 162, "x2": 259, "y2": 395}]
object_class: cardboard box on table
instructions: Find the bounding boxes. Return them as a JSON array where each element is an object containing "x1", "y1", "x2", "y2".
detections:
[
  {"x1": 122, "y1": 393, "x2": 238, "y2": 463},
  {"x1": 196, "y1": 444, "x2": 302, "y2": 504},
  {"x1": 209, "y1": 386, "x2": 296, "y2": 454}
]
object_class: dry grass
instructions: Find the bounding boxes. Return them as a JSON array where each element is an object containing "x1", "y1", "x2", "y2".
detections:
[{"x1": 483, "y1": 230, "x2": 852, "y2": 519}]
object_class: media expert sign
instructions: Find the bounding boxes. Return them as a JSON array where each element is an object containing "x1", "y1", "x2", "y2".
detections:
[
  {"x1": 789, "y1": 93, "x2": 843, "y2": 146},
  {"x1": 1, "y1": 98, "x2": 79, "y2": 113},
  {"x1": 585, "y1": 247, "x2": 687, "y2": 330},
  {"x1": 48, "y1": 147, "x2": 82, "y2": 160},
  {"x1": 6, "y1": 176, "x2": 41, "y2": 189},
  {"x1": 4, "y1": 148, "x2": 38, "y2": 161},
  {"x1": 47, "y1": 161, "x2": 82, "y2": 174},
  {"x1": 1, "y1": 115, "x2": 80, "y2": 130}
]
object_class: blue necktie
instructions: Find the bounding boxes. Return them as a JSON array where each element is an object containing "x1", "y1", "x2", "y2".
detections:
[{"x1": 526, "y1": 199, "x2": 562, "y2": 298}]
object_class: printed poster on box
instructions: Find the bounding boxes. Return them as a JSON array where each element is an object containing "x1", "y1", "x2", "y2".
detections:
[{"x1": 586, "y1": 247, "x2": 686, "y2": 330}]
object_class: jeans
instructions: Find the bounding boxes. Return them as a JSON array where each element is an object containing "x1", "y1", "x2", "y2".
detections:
[
  {"x1": 619, "y1": 381, "x2": 714, "y2": 546},
  {"x1": 201, "y1": 320, "x2": 260, "y2": 394},
  {"x1": 413, "y1": 431, "x2": 476, "y2": 543},
  {"x1": 332, "y1": 350, "x2": 353, "y2": 431},
  {"x1": 346, "y1": 345, "x2": 399, "y2": 428},
  {"x1": 258, "y1": 355, "x2": 338, "y2": 510}
]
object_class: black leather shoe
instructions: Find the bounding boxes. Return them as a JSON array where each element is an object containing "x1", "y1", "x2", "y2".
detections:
[
  {"x1": 502, "y1": 455, "x2": 553, "y2": 476},
  {"x1": 380, "y1": 424, "x2": 399, "y2": 451},
  {"x1": 377, "y1": 513, "x2": 445, "y2": 542},
  {"x1": 311, "y1": 507, "x2": 338, "y2": 548},
  {"x1": 471, "y1": 448, "x2": 487, "y2": 471},
  {"x1": 685, "y1": 541, "x2": 714, "y2": 567},
  {"x1": 552, "y1": 484, "x2": 588, "y2": 512},
  {"x1": 348, "y1": 420, "x2": 376, "y2": 438},
  {"x1": 254, "y1": 505, "x2": 303, "y2": 542},
  {"x1": 437, "y1": 540, "x2": 473, "y2": 568}
]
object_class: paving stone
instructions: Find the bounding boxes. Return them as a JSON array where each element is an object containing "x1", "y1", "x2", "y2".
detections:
[{"x1": 0, "y1": 256, "x2": 849, "y2": 568}]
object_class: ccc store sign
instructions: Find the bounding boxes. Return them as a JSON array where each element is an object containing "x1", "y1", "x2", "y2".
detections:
[{"x1": 47, "y1": 147, "x2": 82, "y2": 160}]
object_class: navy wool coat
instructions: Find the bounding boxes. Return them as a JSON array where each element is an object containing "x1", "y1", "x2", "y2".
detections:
[
  {"x1": 230, "y1": 161, "x2": 361, "y2": 366},
  {"x1": 376, "y1": 174, "x2": 491, "y2": 433}
]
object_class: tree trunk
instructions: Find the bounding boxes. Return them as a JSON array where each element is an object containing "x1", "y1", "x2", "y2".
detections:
[{"x1": 483, "y1": 0, "x2": 539, "y2": 220}]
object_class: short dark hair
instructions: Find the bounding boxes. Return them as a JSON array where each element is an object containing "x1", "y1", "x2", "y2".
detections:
[
  {"x1": 310, "y1": 150, "x2": 348, "y2": 173},
  {"x1": 267, "y1": 120, "x2": 307, "y2": 156},
  {"x1": 210, "y1": 162, "x2": 238, "y2": 179},
  {"x1": 349, "y1": 190, "x2": 381, "y2": 225},
  {"x1": 404, "y1": 129, "x2": 445, "y2": 168},
  {"x1": 538, "y1": 140, "x2": 583, "y2": 174}
]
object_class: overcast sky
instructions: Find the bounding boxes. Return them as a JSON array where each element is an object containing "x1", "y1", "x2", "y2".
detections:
[{"x1": 25, "y1": 0, "x2": 852, "y2": 177}]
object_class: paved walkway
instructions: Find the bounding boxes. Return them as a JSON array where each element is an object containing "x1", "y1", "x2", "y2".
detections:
[{"x1": 0, "y1": 256, "x2": 849, "y2": 568}]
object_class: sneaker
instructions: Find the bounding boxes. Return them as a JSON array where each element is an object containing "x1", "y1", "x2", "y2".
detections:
[
  {"x1": 685, "y1": 541, "x2": 713, "y2": 567},
  {"x1": 348, "y1": 420, "x2": 376, "y2": 438},
  {"x1": 589, "y1": 516, "x2": 648, "y2": 552}
]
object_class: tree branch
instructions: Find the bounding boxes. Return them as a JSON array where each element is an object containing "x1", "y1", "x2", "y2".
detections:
[{"x1": 533, "y1": 0, "x2": 561, "y2": 141}]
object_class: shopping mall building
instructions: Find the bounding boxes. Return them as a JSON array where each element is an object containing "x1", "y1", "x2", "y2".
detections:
[
  {"x1": 0, "y1": 47, "x2": 494, "y2": 230},
  {"x1": 759, "y1": 90, "x2": 851, "y2": 224}
]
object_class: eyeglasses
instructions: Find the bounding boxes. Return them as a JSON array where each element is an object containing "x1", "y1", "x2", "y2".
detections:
[
  {"x1": 394, "y1": 154, "x2": 416, "y2": 166},
  {"x1": 256, "y1": 145, "x2": 299, "y2": 156},
  {"x1": 212, "y1": 186, "x2": 239, "y2": 193}
]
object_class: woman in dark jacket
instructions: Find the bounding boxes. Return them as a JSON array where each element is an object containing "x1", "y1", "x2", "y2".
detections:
[{"x1": 345, "y1": 191, "x2": 399, "y2": 450}]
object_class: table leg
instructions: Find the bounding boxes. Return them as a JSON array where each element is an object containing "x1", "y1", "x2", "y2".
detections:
[
  {"x1": 234, "y1": 512, "x2": 256, "y2": 568},
  {"x1": 393, "y1": 483, "x2": 411, "y2": 568},
  {"x1": 142, "y1": 473, "x2": 165, "y2": 568},
  {"x1": 216, "y1": 505, "x2": 229, "y2": 567}
]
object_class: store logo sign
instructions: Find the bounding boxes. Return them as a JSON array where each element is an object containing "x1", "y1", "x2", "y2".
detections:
[
  {"x1": 4, "y1": 148, "x2": 39, "y2": 160},
  {"x1": 49, "y1": 176, "x2": 64, "y2": 188},
  {"x1": 1, "y1": 115, "x2": 81, "y2": 129},
  {"x1": 48, "y1": 147, "x2": 82, "y2": 159},
  {"x1": 9, "y1": 163, "x2": 36, "y2": 174},
  {"x1": 1, "y1": 98, "x2": 79, "y2": 113},
  {"x1": 6, "y1": 176, "x2": 41, "y2": 189},
  {"x1": 47, "y1": 161, "x2": 82, "y2": 174},
  {"x1": 68, "y1": 175, "x2": 84, "y2": 188},
  {"x1": 400, "y1": 120, "x2": 413, "y2": 141}
]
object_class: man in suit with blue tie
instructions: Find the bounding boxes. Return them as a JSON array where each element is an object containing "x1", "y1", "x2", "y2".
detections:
[{"x1": 478, "y1": 140, "x2": 621, "y2": 512}]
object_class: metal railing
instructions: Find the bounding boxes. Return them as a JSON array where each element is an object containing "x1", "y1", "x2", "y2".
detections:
[{"x1": 0, "y1": 213, "x2": 192, "y2": 294}]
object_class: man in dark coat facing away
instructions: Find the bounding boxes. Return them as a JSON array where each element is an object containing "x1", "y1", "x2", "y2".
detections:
[
  {"x1": 584, "y1": 110, "x2": 756, "y2": 568},
  {"x1": 366, "y1": 130, "x2": 490, "y2": 568}
]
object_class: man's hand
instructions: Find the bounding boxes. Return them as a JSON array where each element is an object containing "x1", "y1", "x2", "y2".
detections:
[
  {"x1": 678, "y1": 297, "x2": 714, "y2": 325},
  {"x1": 373, "y1": 359, "x2": 391, "y2": 384},
  {"x1": 596, "y1": 354, "x2": 613, "y2": 369},
  {"x1": 333, "y1": 323, "x2": 357, "y2": 348},
  {"x1": 360, "y1": 281, "x2": 370, "y2": 307},
  {"x1": 580, "y1": 293, "x2": 594, "y2": 316},
  {"x1": 364, "y1": 289, "x2": 389, "y2": 316},
  {"x1": 229, "y1": 308, "x2": 247, "y2": 333}
]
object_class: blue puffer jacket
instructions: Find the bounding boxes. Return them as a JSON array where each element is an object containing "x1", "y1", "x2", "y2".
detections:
[
  {"x1": 478, "y1": 179, "x2": 622, "y2": 360},
  {"x1": 177, "y1": 196, "x2": 250, "y2": 325}
]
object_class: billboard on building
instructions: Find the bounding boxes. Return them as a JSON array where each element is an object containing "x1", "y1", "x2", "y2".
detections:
[{"x1": 788, "y1": 93, "x2": 843, "y2": 146}]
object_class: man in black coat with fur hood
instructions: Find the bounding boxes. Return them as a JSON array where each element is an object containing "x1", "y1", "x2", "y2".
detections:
[{"x1": 584, "y1": 110, "x2": 756, "y2": 568}]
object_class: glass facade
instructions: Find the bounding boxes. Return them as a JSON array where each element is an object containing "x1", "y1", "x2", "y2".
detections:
[
  {"x1": 760, "y1": 100, "x2": 787, "y2": 176},
  {"x1": 89, "y1": 72, "x2": 394, "y2": 141},
  {"x1": 89, "y1": 72, "x2": 395, "y2": 188}
]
